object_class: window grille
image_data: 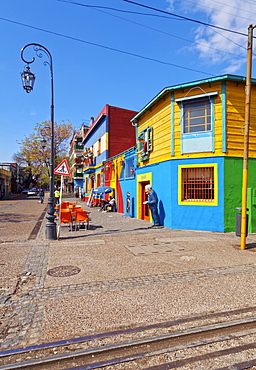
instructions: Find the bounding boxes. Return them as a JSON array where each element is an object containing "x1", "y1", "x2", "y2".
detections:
[{"x1": 181, "y1": 166, "x2": 214, "y2": 202}]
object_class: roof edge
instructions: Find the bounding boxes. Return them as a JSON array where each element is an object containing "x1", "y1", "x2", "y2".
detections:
[{"x1": 131, "y1": 74, "x2": 249, "y2": 122}]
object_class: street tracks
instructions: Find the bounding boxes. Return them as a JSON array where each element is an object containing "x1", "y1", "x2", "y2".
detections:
[{"x1": 1, "y1": 306, "x2": 256, "y2": 369}]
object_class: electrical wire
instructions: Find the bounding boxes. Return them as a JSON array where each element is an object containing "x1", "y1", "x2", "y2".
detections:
[
  {"x1": 57, "y1": 0, "x2": 182, "y2": 20},
  {"x1": 59, "y1": 0, "x2": 244, "y2": 57},
  {"x1": 208, "y1": 0, "x2": 255, "y2": 14},
  {"x1": 178, "y1": 0, "x2": 255, "y2": 21},
  {"x1": 123, "y1": 0, "x2": 253, "y2": 39},
  {"x1": 0, "y1": 16, "x2": 214, "y2": 77}
]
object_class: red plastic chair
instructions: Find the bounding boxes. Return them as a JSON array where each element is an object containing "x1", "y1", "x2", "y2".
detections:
[
  {"x1": 60, "y1": 210, "x2": 73, "y2": 231},
  {"x1": 75, "y1": 209, "x2": 90, "y2": 230},
  {"x1": 61, "y1": 201, "x2": 70, "y2": 209}
]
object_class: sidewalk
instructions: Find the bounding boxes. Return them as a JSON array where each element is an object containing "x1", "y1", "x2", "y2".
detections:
[{"x1": 1, "y1": 195, "x2": 256, "y2": 350}]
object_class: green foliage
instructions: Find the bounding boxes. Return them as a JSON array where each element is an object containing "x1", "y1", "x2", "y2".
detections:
[{"x1": 13, "y1": 120, "x2": 73, "y2": 186}]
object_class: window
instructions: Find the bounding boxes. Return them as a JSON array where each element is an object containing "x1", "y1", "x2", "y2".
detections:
[
  {"x1": 96, "y1": 173, "x2": 101, "y2": 186},
  {"x1": 85, "y1": 178, "x2": 89, "y2": 193},
  {"x1": 183, "y1": 99, "x2": 211, "y2": 134},
  {"x1": 125, "y1": 157, "x2": 135, "y2": 179},
  {"x1": 137, "y1": 127, "x2": 152, "y2": 161},
  {"x1": 105, "y1": 164, "x2": 111, "y2": 182},
  {"x1": 176, "y1": 91, "x2": 218, "y2": 154},
  {"x1": 119, "y1": 160, "x2": 125, "y2": 180},
  {"x1": 178, "y1": 164, "x2": 218, "y2": 205},
  {"x1": 97, "y1": 138, "x2": 101, "y2": 155}
]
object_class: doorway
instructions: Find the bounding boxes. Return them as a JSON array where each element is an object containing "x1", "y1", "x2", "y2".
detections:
[{"x1": 141, "y1": 181, "x2": 150, "y2": 221}]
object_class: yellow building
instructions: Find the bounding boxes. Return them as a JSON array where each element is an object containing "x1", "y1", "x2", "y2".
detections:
[
  {"x1": 130, "y1": 74, "x2": 256, "y2": 232},
  {"x1": 0, "y1": 167, "x2": 12, "y2": 197}
]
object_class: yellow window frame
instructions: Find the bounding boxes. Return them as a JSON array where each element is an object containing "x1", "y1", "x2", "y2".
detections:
[{"x1": 178, "y1": 163, "x2": 218, "y2": 206}]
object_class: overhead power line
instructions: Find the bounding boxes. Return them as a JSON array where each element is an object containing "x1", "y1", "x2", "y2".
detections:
[
  {"x1": 0, "y1": 16, "x2": 214, "y2": 77},
  {"x1": 57, "y1": 0, "x2": 182, "y2": 20},
  {"x1": 123, "y1": 0, "x2": 253, "y2": 39},
  {"x1": 59, "y1": 0, "x2": 248, "y2": 55},
  {"x1": 180, "y1": 0, "x2": 255, "y2": 22}
]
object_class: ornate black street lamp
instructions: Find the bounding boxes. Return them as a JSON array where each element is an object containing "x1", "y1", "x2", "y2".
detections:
[{"x1": 21, "y1": 44, "x2": 57, "y2": 240}]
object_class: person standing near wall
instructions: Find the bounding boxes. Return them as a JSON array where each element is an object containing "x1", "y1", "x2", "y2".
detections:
[{"x1": 143, "y1": 184, "x2": 163, "y2": 228}]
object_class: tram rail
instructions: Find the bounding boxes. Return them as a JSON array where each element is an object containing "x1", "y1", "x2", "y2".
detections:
[{"x1": 1, "y1": 306, "x2": 256, "y2": 369}]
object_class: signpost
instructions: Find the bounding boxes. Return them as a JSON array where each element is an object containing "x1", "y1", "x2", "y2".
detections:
[{"x1": 54, "y1": 159, "x2": 71, "y2": 239}]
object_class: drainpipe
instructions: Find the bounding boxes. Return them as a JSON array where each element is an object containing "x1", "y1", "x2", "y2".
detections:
[{"x1": 132, "y1": 120, "x2": 138, "y2": 168}]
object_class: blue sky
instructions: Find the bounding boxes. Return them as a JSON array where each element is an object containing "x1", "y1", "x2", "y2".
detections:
[{"x1": 1, "y1": 0, "x2": 255, "y2": 162}]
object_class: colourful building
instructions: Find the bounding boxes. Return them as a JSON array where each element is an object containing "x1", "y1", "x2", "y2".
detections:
[
  {"x1": 81, "y1": 105, "x2": 138, "y2": 205},
  {"x1": 69, "y1": 125, "x2": 90, "y2": 194},
  {"x1": 129, "y1": 74, "x2": 256, "y2": 232},
  {"x1": 103, "y1": 147, "x2": 136, "y2": 215}
]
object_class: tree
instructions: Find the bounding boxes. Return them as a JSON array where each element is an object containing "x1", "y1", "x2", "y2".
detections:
[{"x1": 13, "y1": 120, "x2": 73, "y2": 188}]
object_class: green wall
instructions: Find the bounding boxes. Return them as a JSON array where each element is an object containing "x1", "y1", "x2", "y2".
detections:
[{"x1": 224, "y1": 157, "x2": 256, "y2": 232}]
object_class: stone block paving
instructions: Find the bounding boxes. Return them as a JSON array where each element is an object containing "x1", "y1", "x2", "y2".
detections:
[{"x1": 1, "y1": 196, "x2": 256, "y2": 349}]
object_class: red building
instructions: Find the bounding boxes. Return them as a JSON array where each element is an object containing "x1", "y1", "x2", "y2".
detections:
[{"x1": 71, "y1": 104, "x2": 137, "y2": 203}]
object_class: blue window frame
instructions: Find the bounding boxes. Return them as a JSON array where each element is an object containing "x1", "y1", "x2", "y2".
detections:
[{"x1": 176, "y1": 91, "x2": 218, "y2": 154}]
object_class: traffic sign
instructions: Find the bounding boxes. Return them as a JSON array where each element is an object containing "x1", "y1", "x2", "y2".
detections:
[{"x1": 54, "y1": 159, "x2": 71, "y2": 176}]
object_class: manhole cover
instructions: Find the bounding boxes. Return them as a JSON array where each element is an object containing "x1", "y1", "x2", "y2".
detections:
[{"x1": 47, "y1": 266, "x2": 81, "y2": 277}]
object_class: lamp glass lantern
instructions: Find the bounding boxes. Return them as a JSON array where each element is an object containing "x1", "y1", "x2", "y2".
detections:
[{"x1": 21, "y1": 66, "x2": 36, "y2": 93}]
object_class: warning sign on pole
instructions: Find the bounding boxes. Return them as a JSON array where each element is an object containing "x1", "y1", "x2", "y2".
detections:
[{"x1": 54, "y1": 159, "x2": 71, "y2": 176}]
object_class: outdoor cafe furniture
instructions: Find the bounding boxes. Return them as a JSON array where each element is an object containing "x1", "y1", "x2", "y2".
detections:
[
  {"x1": 55, "y1": 201, "x2": 70, "y2": 213},
  {"x1": 59, "y1": 209, "x2": 73, "y2": 231},
  {"x1": 74, "y1": 209, "x2": 90, "y2": 230},
  {"x1": 68, "y1": 204, "x2": 82, "y2": 212},
  {"x1": 61, "y1": 201, "x2": 70, "y2": 208},
  {"x1": 56, "y1": 203, "x2": 91, "y2": 231}
]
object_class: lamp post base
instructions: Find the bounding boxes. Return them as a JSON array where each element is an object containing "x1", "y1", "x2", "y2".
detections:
[
  {"x1": 45, "y1": 196, "x2": 57, "y2": 240},
  {"x1": 45, "y1": 221, "x2": 57, "y2": 240}
]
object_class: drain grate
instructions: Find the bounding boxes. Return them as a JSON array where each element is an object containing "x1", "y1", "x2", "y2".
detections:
[{"x1": 47, "y1": 266, "x2": 81, "y2": 277}]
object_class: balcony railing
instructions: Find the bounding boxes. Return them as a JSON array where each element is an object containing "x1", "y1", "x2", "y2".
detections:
[
  {"x1": 75, "y1": 144, "x2": 84, "y2": 150},
  {"x1": 74, "y1": 158, "x2": 83, "y2": 164}
]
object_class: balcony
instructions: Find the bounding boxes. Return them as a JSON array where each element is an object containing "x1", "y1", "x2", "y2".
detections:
[
  {"x1": 74, "y1": 158, "x2": 83, "y2": 164},
  {"x1": 75, "y1": 144, "x2": 84, "y2": 151}
]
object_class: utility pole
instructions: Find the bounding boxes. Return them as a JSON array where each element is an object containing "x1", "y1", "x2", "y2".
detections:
[{"x1": 240, "y1": 24, "x2": 255, "y2": 250}]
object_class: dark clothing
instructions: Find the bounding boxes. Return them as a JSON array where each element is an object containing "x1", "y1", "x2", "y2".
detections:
[
  {"x1": 99, "y1": 200, "x2": 108, "y2": 211},
  {"x1": 147, "y1": 190, "x2": 161, "y2": 226},
  {"x1": 39, "y1": 190, "x2": 44, "y2": 204},
  {"x1": 103, "y1": 198, "x2": 116, "y2": 212}
]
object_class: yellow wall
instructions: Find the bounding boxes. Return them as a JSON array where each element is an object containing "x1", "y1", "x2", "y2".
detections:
[
  {"x1": 137, "y1": 78, "x2": 256, "y2": 163},
  {"x1": 0, "y1": 168, "x2": 12, "y2": 194},
  {"x1": 226, "y1": 81, "x2": 256, "y2": 158},
  {"x1": 172, "y1": 81, "x2": 223, "y2": 159},
  {"x1": 137, "y1": 94, "x2": 171, "y2": 165}
]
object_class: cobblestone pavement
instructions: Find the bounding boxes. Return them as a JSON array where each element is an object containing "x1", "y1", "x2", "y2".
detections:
[{"x1": 1, "y1": 195, "x2": 256, "y2": 349}]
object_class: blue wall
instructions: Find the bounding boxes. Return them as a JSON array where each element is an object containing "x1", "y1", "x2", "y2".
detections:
[
  {"x1": 119, "y1": 148, "x2": 136, "y2": 217},
  {"x1": 120, "y1": 178, "x2": 136, "y2": 217},
  {"x1": 136, "y1": 157, "x2": 224, "y2": 232},
  {"x1": 136, "y1": 161, "x2": 172, "y2": 227},
  {"x1": 83, "y1": 117, "x2": 108, "y2": 166},
  {"x1": 74, "y1": 178, "x2": 83, "y2": 189},
  {"x1": 170, "y1": 157, "x2": 224, "y2": 232}
]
